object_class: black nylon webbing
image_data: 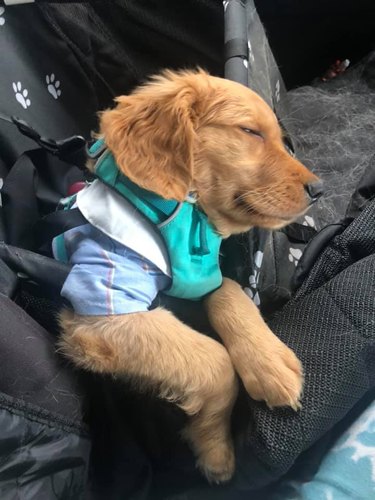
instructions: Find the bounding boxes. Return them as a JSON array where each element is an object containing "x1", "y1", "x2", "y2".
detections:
[{"x1": 33, "y1": 208, "x2": 87, "y2": 249}]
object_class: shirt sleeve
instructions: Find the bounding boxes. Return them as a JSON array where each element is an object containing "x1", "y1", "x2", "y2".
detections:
[{"x1": 56, "y1": 224, "x2": 171, "y2": 315}]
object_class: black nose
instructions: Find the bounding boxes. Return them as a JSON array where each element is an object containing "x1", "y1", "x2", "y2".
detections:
[{"x1": 305, "y1": 180, "x2": 324, "y2": 202}]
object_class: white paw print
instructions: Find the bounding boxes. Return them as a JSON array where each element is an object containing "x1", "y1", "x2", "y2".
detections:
[
  {"x1": 275, "y1": 79, "x2": 281, "y2": 103},
  {"x1": 13, "y1": 82, "x2": 31, "y2": 109},
  {"x1": 223, "y1": 1, "x2": 229, "y2": 12},
  {"x1": 243, "y1": 59, "x2": 249, "y2": 69},
  {"x1": 303, "y1": 215, "x2": 316, "y2": 228},
  {"x1": 46, "y1": 73, "x2": 62, "y2": 99},
  {"x1": 244, "y1": 250, "x2": 264, "y2": 306},
  {"x1": 288, "y1": 247, "x2": 303, "y2": 267},
  {"x1": 0, "y1": 6, "x2": 5, "y2": 27}
]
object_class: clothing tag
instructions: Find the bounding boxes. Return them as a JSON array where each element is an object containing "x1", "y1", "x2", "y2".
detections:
[{"x1": 186, "y1": 192, "x2": 197, "y2": 203}]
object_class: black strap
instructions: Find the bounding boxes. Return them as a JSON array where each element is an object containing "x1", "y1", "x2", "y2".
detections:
[
  {"x1": 0, "y1": 242, "x2": 71, "y2": 292},
  {"x1": 292, "y1": 223, "x2": 346, "y2": 291},
  {"x1": 34, "y1": 208, "x2": 88, "y2": 250},
  {"x1": 0, "y1": 111, "x2": 88, "y2": 168}
]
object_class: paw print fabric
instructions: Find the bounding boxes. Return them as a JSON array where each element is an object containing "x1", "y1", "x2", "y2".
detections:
[
  {"x1": 12, "y1": 82, "x2": 31, "y2": 109},
  {"x1": 0, "y1": 4, "x2": 97, "y2": 164},
  {"x1": 12, "y1": 75, "x2": 62, "y2": 110},
  {"x1": 46, "y1": 74, "x2": 62, "y2": 99}
]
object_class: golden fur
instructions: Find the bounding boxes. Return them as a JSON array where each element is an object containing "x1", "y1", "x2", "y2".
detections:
[{"x1": 59, "y1": 69, "x2": 317, "y2": 483}]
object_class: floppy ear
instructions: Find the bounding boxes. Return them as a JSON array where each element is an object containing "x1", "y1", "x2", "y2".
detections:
[{"x1": 99, "y1": 75, "x2": 199, "y2": 201}]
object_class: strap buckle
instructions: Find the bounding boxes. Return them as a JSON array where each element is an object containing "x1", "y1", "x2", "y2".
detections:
[{"x1": 11, "y1": 116, "x2": 87, "y2": 156}]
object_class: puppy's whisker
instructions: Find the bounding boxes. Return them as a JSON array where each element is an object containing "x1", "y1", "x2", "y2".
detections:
[
  {"x1": 235, "y1": 181, "x2": 289, "y2": 199},
  {"x1": 235, "y1": 190, "x2": 284, "y2": 206},
  {"x1": 234, "y1": 189, "x2": 283, "y2": 203}
]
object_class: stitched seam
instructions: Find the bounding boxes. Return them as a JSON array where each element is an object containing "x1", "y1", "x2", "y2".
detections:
[{"x1": 0, "y1": 392, "x2": 89, "y2": 437}]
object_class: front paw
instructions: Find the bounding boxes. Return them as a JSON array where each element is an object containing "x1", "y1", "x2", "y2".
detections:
[{"x1": 231, "y1": 339, "x2": 303, "y2": 411}]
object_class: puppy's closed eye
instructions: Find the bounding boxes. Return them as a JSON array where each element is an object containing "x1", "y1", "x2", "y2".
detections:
[{"x1": 239, "y1": 127, "x2": 263, "y2": 139}]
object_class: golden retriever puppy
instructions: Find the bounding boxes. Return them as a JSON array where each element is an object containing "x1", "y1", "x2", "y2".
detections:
[{"x1": 58, "y1": 70, "x2": 320, "y2": 483}]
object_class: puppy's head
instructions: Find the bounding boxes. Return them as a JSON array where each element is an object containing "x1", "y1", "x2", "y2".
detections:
[{"x1": 100, "y1": 70, "x2": 321, "y2": 237}]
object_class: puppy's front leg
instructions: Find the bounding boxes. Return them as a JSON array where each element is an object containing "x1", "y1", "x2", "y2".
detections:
[
  {"x1": 59, "y1": 307, "x2": 238, "y2": 483},
  {"x1": 205, "y1": 278, "x2": 303, "y2": 410}
]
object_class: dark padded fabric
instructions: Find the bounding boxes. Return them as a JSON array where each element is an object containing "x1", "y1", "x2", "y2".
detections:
[
  {"x1": 0, "y1": 294, "x2": 86, "y2": 427},
  {"x1": 0, "y1": 395, "x2": 89, "y2": 500},
  {"x1": 0, "y1": 294, "x2": 90, "y2": 499}
]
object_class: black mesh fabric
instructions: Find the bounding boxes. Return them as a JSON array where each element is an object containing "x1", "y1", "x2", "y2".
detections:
[{"x1": 236, "y1": 199, "x2": 375, "y2": 488}]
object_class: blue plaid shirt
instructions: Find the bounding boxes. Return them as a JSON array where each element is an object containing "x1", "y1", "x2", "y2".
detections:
[{"x1": 53, "y1": 224, "x2": 171, "y2": 315}]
